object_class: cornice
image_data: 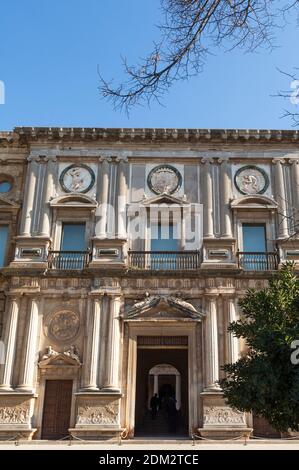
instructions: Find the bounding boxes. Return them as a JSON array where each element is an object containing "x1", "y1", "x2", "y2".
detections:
[{"x1": 0, "y1": 127, "x2": 296, "y2": 146}]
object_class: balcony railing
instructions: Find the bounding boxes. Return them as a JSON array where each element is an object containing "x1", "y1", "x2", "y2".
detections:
[
  {"x1": 237, "y1": 251, "x2": 279, "y2": 271},
  {"x1": 128, "y1": 250, "x2": 201, "y2": 270},
  {"x1": 48, "y1": 251, "x2": 90, "y2": 270}
]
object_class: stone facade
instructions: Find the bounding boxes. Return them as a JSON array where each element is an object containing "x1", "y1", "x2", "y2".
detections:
[{"x1": 0, "y1": 127, "x2": 298, "y2": 440}]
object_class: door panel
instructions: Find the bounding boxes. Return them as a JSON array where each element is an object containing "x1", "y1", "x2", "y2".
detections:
[{"x1": 41, "y1": 380, "x2": 73, "y2": 439}]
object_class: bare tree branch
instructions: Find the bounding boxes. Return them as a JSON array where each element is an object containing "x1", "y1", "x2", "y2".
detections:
[
  {"x1": 275, "y1": 67, "x2": 299, "y2": 126},
  {"x1": 98, "y1": 0, "x2": 299, "y2": 113}
]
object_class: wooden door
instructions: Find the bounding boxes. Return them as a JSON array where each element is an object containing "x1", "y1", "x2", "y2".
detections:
[{"x1": 41, "y1": 380, "x2": 73, "y2": 439}]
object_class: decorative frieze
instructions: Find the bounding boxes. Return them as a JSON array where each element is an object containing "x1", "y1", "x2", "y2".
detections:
[
  {"x1": 203, "y1": 406, "x2": 246, "y2": 426},
  {"x1": 77, "y1": 402, "x2": 119, "y2": 425},
  {"x1": 0, "y1": 404, "x2": 30, "y2": 424}
]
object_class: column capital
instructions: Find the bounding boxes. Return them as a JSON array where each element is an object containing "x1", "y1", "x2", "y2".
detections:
[
  {"x1": 201, "y1": 157, "x2": 215, "y2": 164},
  {"x1": 289, "y1": 158, "x2": 299, "y2": 165},
  {"x1": 115, "y1": 156, "x2": 129, "y2": 163},
  {"x1": 217, "y1": 157, "x2": 230, "y2": 164},
  {"x1": 98, "y1": 156, "x2": 112, "y2": 163},
  {"x1": 272, "y1": 158, "x2": 286, "y2": 165}
]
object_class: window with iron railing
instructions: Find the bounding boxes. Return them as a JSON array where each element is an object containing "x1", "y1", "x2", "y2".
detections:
[
  {"x1": 238, "y1": 223, "x2": 278, "y2": 270},
  {"x1": 48, "y1": 223, "x2": 89, "y2": 269}
]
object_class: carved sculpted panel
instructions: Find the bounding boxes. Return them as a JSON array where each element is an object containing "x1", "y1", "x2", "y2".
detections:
[
  {"x1": 45, "y1": 310, "x2": 80, "y2": 343},
  {"x1": 60, "y1": 163, "x2": 95, "y2": 193},
  {"x1": 204, "y1": 406, "x2": 246, "y2": 426},
  {"x1": 0, "y1": 405, "x2": 30, "y2": 424},
  {"x1": 77, "y1": 401, "x2": 119, "y2": 425},
  {"x1": 234, "y1": 165, "x2": 269, "y2": 195},
  {"x1": 147, "y1": 165, "x2": 182, "y2": 195}
]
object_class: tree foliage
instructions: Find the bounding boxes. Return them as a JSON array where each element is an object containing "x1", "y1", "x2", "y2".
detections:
[
  {"x1": 99, "y1": 0, "x2": 299, "y2": 112},
  {"x1": 220, "y1": 263, "x2": 299, "y2": 432}
]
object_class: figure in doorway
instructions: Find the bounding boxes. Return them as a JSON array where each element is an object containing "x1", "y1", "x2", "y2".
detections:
[
  {"x1": 150, "y1": 393, "x2": 159, "y2": 420},
  {"x1": 165, "y1": 395, "x2": 178, "y2": 433}
]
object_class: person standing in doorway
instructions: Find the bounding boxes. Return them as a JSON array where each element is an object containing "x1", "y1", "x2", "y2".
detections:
[{"x1": 150, "y1": 393, "x2": 159, "y2": 419}]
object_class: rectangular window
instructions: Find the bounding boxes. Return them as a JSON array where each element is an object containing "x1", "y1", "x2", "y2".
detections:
[
  {"x1": 0, "y1": 225, "x2": 9, "y2": 267},
  {"x1": 242, "y1": 223, "x2": 266, "y2": 252},
  {"x1": 56, "y1": 223, "x2": 87, "y2": 269},
  {"x1": 150, "y1": 222, "x2": 179, "y2": 269},
  {"x1": 61, "y1": 223, "x2": 87, "y2": 251},
  {"x1": 241, "y1": 223, "x2": 267, "y2": 270},
  {"x1": 151, "y1": 222, "x2": 179, "y2": 251}
]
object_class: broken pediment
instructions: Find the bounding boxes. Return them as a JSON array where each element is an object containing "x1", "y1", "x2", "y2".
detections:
[
  {"x1": 38, "y1": 346, "x2": 81, "y2": 368},
  {"x1": 125, "y1": 295, "x2": 204, "y2": 321}
]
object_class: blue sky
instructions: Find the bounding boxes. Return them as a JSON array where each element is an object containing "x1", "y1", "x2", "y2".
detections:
[{"x1": 0, "y1": 0, "x2": 298, "y2": 130}]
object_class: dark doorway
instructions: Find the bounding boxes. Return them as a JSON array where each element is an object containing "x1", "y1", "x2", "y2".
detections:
[
  {"x1": 41, "y1": 380, "x2": 73, "y2": 439},
  {"x1": 135, "y1": 346, "x2": 188, "y2": 437}
]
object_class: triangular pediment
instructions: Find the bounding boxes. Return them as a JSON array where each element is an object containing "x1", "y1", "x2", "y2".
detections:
[
  {"x1": 125, "y1": 295, "x2": 204, "y2": 321},
  {"x1": 0, "y1": 195, "x2": 20, "y2": 210},
  {"x1": 142, "y1": 193, "x2": 188, "y2": 206}
]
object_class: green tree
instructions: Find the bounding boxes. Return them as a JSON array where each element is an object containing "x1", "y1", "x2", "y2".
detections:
[{"x1": 220, "y1": 263, "x2": 299, "y2": 432}]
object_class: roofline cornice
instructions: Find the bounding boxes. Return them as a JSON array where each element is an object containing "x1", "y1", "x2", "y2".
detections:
[{"x1": 1, "y1": 127, "x2": 299, "y2": 146}]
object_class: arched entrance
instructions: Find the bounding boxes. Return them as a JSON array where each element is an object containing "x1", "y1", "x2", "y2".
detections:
[
  {"x1": 134, "y1": 341, "x2": 189, "y2": 437},
  {"x1": 148, "y1": 364, "x2": 181, "y2": 411}
]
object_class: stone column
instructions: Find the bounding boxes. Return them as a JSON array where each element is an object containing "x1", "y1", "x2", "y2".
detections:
[
  {"x1": 40, "y1": 156, "x2": 57, "y2": 236},
  {"x1": 205, "y1": 297, "x2": 220, "y2": 390},
  {"x1": 175, "y1": 374, "x2": 181, "y2": 410},
  {"x1": 116, "y1": 158, "x2": 127, "y2": 239},
  {"x1": 81, "y1": 296, "x2": 102, "y2": 390},
  {"x1": 95, "y1": 157, "x2": 110, "y2": 238},
  {"x1": 153, "y1": 374, "x2": 159, "y2": 395},
  {"x1": 101, "y1": 295, "x2": 121, "y2": 392},
  {"x1": 202, "y1": 158, "x2": 214, "y2": 238},
  {"x1": 17, "y1": 297, "x2": 39, "y2": 391},
  {"x1": 227, "y1": 298, "x2": 239, "y2": 364},
  {"x1": 0, "y1": 297, "x2": 20, "y2": 390},
  {"x1": 219, "y1": 158, "x2": 232, "y2": 238},
  {"x1": 273, "y1": 159, "x2": 289, "y2": 239},
  {"x1": 291, "y1": 159, "x2": 299, "y2": 239},
  {"x1": 20, "y1": 156, "x2": 39, "y2": 236}
]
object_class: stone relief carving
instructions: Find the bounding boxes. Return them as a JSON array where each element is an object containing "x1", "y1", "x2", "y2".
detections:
[
  {"x1": 77, "y1": 402, "x2": 119, "y2": 425},
  {"x1": 45, "y1": 310, "x2": 80, "y2": 343},
  {"x1": 204, "y1": 406, "x2": 246, "y2": 426},
  {"x1": 40, "y1": 345, "x2": 80, "y2": 363},
  {"x1": 147, "y1": 165, "x2": 182, "y2": 195},
  {"x1": 234, "y1": 165, "x2": 269, "y2": 195},
  {"x1": 0, "y1": 405, "x2": 30, "y2": 424},
  {"x1": 60, "y1": 163, "x2": 95, "y2": 194}
]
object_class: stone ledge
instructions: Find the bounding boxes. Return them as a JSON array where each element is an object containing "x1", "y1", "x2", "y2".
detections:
[{"x1": 198, "y1": 427, "x2": 253, "y2": 440}]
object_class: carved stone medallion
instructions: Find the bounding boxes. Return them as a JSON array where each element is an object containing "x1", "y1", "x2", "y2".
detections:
[
  {"x1": 234, "y1": 165, "x2": 269, "y2": 195},
  {"x1": 45, "y1": 310, "x2": 80, "y2": 343},
  {"x1": 60, "y1": 163, "x2": 95, "y2": 193},
  {"x1": 147, "y1": 165, "x2": 182, "y2": 195}
]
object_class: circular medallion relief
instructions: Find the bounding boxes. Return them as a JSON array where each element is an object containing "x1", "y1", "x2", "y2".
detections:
[
  {"x1": 147, "y1": 165, "x2": 182, "y2": 195},
  {"x1": 234, "y1": 165, "x2": 269, "y2": 195},
  {"x1": 46, "y1": 310, "x2": 80, "y2": 343},
  {"x1": 60, "y1": 164, "x2": 95, "y2": 193}
]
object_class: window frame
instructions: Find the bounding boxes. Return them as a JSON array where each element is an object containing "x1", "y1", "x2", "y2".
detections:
[{"x1": 0, "y1": 223, "x2": 10, "y2": 267}]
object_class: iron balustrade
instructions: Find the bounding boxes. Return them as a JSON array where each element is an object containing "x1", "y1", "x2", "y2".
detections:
[
  {"x1": 237, "y1": 251, "x2": 279, "y2": 271},
  {"x1": 128, "y1": 250, "x2": 200, "y2": 270},
  {"x1": 48, "y1": 251, "x2": 90, "y2": 269}
]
